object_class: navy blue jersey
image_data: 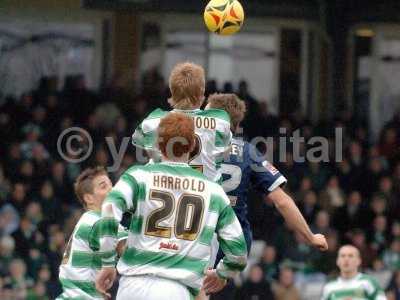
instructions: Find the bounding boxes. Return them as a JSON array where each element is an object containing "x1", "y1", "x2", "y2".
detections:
[{"x1": 220, "y1": 137, "x2": 287, "y2": 233}]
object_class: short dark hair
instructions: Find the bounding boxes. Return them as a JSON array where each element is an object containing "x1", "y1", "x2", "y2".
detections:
[{"x1": 74, "y1": 166, "x2": 107, "y2": 207}]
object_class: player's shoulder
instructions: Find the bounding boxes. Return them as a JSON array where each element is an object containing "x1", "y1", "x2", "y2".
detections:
[
  {"x1": 326, "y1": 276, "x2": 340, "y2": 285},
  {"x1": 145, "y1": 108, "x2": 169, "y2": 120},
  {"x1": 73, "y1": 211, "x2": 100, "y2": 240},
  {"x1": 197, "y1": 108, "x2": 230, "y2": 123},
  {"x1": 124, "y1": 164, "x2": 150, "y2": 179},
  {"x1": 79, "y1": 210, "x2": 101, "y2": 225},
  {"x1": 359, "y1": 273, "x2": 381, "y2": 287},
  {"x1": 323, "y1": 276, "x2": 341, "y2": 291},
  {"x1": 134, "y1": 108, "x2": 168, "y2": 142}
]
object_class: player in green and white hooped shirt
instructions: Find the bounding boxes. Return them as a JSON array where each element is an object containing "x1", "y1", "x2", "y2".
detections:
[
  {"x1": 321, "y1": 245, "x2": 387, "y2": 300},
  {"x1": 57, "y1": 167, "x2": 128, "y2": 300},
  {"x1": 95, "y1": 113, "x2": 247, "y2": 300},
  {"x1": 132, "y1": 62, "x2": 232, "y2": 183}
]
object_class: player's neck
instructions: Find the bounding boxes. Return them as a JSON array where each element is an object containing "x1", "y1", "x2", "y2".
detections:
[
  {"x1": 172, "y1": 99, "x2": 202, "y2": 111},
  {"x1": 174, "y1": 105, "x2": 200, "y2": 111},
  {"x1": 341, "y1": 271, "x2": 359, "y2": 280},
  {"x1": 86, "y1": 203, "x2": 101, "y2": 212}
]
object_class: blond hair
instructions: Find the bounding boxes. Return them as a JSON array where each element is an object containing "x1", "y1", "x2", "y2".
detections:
[
  {"x1": 207, "y1": 93, "x2": 246, "y2": 131},
  {"x1": 168, "y1": 62, "x2": 205, "y2": 109}
]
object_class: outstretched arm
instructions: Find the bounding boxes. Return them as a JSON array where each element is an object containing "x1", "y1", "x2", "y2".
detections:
[{"x1": 267, "y1": 187, "x2": 328, "y2": 251}]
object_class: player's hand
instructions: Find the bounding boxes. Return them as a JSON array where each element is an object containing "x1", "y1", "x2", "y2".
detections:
[
  {"x1": 311, "y1": 234, "x2": 328, "y2": 251},
  {"x1": 203, "y1": 269, "x2": 227, "y2": 295},
  {"x1": 95, "y1": 267, "x2": 116, "y2": 299}
]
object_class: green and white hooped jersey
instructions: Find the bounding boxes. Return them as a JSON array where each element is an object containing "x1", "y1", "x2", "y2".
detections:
[
  {"x1": 57, "y1": 211, "x2": 128, "y2": 300},
  {"x1": 132, "y1": 108, "x2": 232, "y2": 182},
  {"x1": 321, "y1": 273, "x2": 387, "y2": 300},
  {"x1": 99, "y1": 162, "x2": 248, "y2": 298}
]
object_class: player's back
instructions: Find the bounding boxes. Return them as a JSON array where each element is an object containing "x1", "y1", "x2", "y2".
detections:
[
  {"x1": 220, "y1": 137, "x2": 287, "y2": 232},
  {"x1": 132, "y1": 108, "x2": 231, "y2": 182},
  {"x1": 116, "y1": 161, "x2": 240, "y2": 296},
  {"x1": 58, "y1": 211, "x2": 105, "y2": 300},
  {"x1": 58, "y1": 211, "x2": 127, "y2": 300}
]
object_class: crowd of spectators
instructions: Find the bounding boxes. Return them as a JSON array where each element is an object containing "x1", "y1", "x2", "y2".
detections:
[{"x1": 0, "y1": 72, "x2": 399, "y2": 299}]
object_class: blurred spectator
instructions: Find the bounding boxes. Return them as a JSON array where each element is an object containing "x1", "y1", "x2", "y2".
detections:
[
  {"x1": 386, "y1": 271, "x2": 400, "y2": 300},
  {"x1": 379, "y1": 127, "x2": 399, "y2": 163},
  {"x1": 364, "y1": 157, "x2": 386, "y2": 198},
  {"x1": 282, "y1": 232, "x2": 315, "y2": 273},
  {"x1": 336, "y1": 159, "x2": 352, "y2": 192},
  {"x1": 46, "y1": 229, "x2": 65, "y2": 278},
  {"x1": 0, "y1": 164, "x2": 11, "y2": 203},
  {"x1": 382, "y1": 240, "x2": 400, "y2": 271},
  {"x1": 369, "y1": 215, "x2": 389, "y2": 252},
  {"x1": 17, "y1": 160, "x2": 34, "y2": 188},
  {"x1": 50, "y1": 162, "x2": 71, "y2": 205},
  {"x1": 366, "y1": 258, "x2": 392, "y2": 291},
  {"x1": 20, "y1": 124, "x2": 46, "y2": 160},
  {"x1": 0, "y1": 204, "x2": 20, "y2": 235},
  {"x1": 10, "y1": 183, "x2": 27, "y2": 213},
  {"x1": 4, "y1": 143, "x2": 22, "y2": 182},
  {"x1": 350, "y1": 229, "x2": 377, "y2": 269},
  {"x1": 36, "y1": 264, "x2": 60, "y2": 299},
  {"x1": 368, "y1": 194, "x2": 388, "y2": 220},
  {"x1": 312, "y1": 210, "x2": 331, "y2": 235},
  {"x1": 3, "y1": 259, "x2": 33, "y2": 299},
  {"x1": 272, "y1": 267, "x2": 300, "y2": 300},
  {"x1": 305, "y1": 162, "x2": 330, "y2": 191},
  {"x1": 319, "y1": 175, "x2": 345, "y2": 213},
  {"x1": 26, "y1": 281, "x2": 49, "y2": 300},
  {"x1": 295, "y1": 177, "x2": 313, "y2": 203},
  {"x1": 95, "y1": 102, "x2": 122, "y2": 129},
  {"x1": 12, "y1": 217, "x2": 38, "y2": 258},
  {"x1": 299, "y1": 190, "x2": 320, "y2": 224},
  {"x1": 0, "y1": 236, "x2": 16, "y2": 276},
  {"x1": 333, "y1": 191, "x2": 369, "y2": 235},
  {"x1": 236, "y1": 264, "x2": 274, "y2": 300},
  {"x1": 35, "y1": 181, "x2": 63, "y2": 225},
  {"x1": 259, "y1": 245, "x2": 279, "y2": 282},
  {"x1": 392, "y1": 222, "x2": 400, "y2": 241}
]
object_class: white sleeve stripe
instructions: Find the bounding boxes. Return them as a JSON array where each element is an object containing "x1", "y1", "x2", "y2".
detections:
[
  {"x1": 114, "y1": 180, "x2": 134, "y2": 210},
  {"x1": 267, "y1": 176, "x2": 287, "y2": 192}
]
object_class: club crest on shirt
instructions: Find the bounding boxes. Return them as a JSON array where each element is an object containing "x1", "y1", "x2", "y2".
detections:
[{"x1": 262, "y1": 161, "x2": 279, "y2": 175}]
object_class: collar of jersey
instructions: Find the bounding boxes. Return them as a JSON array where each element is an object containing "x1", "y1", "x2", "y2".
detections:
[
  {"x1": 159, "y1": 161, "x2": 189, "y2": 167},
  {"x1": 172, "y1": 109, "x2": 201, "y2": 113},
  {"x1": 339, "y1": 273, "x2": 361, "y2": 282}
]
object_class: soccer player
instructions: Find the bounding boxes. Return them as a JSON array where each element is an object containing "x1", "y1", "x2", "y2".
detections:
[
  {"x1": 206, "y1": 93, "x2": 328, "y2": 256},
  {"x1": 57, "y1": 167, "x2": 128, "y2": 300},
  {"x1": 321, "y1": 245, "x2": 387, "y2": 300},
  {"x1": 95, "y1": 112, "x2": 247, "y2": 300},
  {"x1": 131, "y1": 62, "x2": 231, "y2": 182}
]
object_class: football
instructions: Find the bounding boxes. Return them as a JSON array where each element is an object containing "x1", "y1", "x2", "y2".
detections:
[{"x1": 204, "y1": 0, "x2": 245, "y2": 35}]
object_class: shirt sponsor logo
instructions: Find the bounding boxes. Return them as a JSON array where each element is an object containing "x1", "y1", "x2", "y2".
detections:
[{"x1": 159, "y1": 241, "x2": 179, "y2": 251}]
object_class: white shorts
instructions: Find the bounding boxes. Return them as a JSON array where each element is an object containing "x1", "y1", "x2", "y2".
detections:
[{"x1": 117, "y1": 275, "x2": 192, "y2": 300}]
